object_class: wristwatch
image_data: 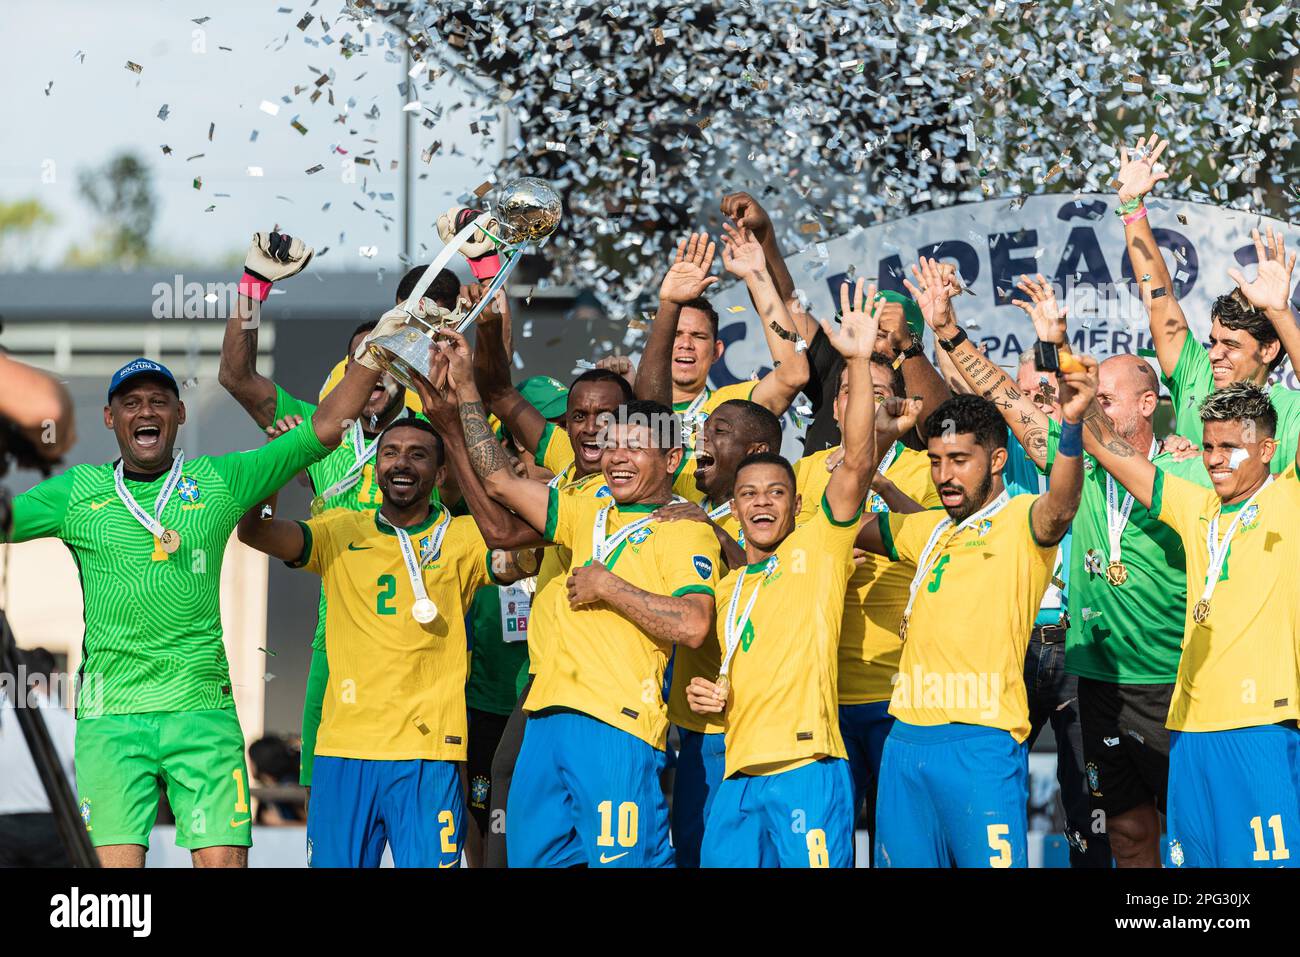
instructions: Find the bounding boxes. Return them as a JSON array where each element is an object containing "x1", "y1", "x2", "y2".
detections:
[
  {"x1": 894, "y1": 336, "x2": 925, "y2": 367},
  {"x1": 937, "y1": 327, "x2": 968, "y2": 352}
]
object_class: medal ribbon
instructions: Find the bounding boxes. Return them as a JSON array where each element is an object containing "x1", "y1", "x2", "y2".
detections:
[
  {"x1": 113, "y1": 452, "x2": 187, "y2": 540},
  {"x1": 902, "y1": 491, "x2": 1013, "y2": 625},
  {"x1": 679, "y1": 388, "x2": 711, "y2": 443},
  {"x1": 378, "y1": 507, "x2": 451, "y2": 609},
  {"x1": 867, "y1": 441, "x2": 902, "y2": 512},
  {"x1": 719, "y1": 557, "x2": 776, "y2": 679},
  {"x1": 1199, "y1": 476, "x2": 1272, "y2": 610},
  {"x1": 590, "y1": 497, "x2": 683, "y2": 564},
  {"x1": 1105, "y1": 439, "x2": 1158, "y2": 567}
]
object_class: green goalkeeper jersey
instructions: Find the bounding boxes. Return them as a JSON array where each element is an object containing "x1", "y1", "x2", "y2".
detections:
[{"x1": 7, "y1": 420, "x2": 330, "y2": 717}]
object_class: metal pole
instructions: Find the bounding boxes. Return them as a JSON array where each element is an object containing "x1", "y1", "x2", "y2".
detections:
[{"x1": 0, "y1": 610, "x2": 98, "y2": 867}]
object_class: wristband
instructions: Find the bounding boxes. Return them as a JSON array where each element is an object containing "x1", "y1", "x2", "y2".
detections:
[
  {"x1": 893, "y1": 337, "x2": 925, "y2": 368},
  {"x1": 937, "y1": 327, "x2": 968, "y2": 352},
  {"x1": 1122, "y1": 206, "x2": 1148, "y2": 226},
  {"x1": 239, "y1": 271, "x2": 273, "y2": 302},
  {"x1": 1115, "y1": 196, "x2": 1144, "y2": 216},
  {"x1": 1058, "y1": 420, "x2": 1083, "y2": 458}
]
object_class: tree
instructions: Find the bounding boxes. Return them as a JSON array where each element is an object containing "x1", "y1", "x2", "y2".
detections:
[{"x1": 75, "y1": 152, "x2": 157, "y2": 267}]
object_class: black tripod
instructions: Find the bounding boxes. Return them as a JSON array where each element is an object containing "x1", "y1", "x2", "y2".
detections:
[{"x1": 0, "y1": 487, "x2": 98, "y2": 867}]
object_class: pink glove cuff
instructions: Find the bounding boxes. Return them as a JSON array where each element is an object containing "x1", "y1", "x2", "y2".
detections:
[
  {"x1": 239, "y1": 272, "x2": 273, "y2": 302},
  {"x1": 468, "y1": 253, "x2": 501, "y2": 280}
]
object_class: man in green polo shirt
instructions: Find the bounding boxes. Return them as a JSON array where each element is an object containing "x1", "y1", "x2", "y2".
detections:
[{"x1": 1113, "y1": 134, "x2": 1300, "y2": 467}]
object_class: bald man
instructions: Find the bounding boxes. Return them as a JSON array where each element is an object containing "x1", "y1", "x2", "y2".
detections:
[{"x1": 947, "y1": 330, "x2": 1212, "y2": 866}]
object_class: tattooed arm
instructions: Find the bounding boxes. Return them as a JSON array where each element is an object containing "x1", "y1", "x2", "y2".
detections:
[
  {"x1": 566, "y1": 564, "x2": 716, "y2": 649},
  {"x1": 935, "y1": 321, "x2": 1050, "y2": 470},
  {"x1": 218, "y1": 290, "x2": 279, "y2": 428},
  {"x1": 1080, "y1": 399, "x2": 1157, "y2": 509}
]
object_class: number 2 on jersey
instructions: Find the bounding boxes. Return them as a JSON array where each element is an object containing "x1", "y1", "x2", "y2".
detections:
[{"x1": 376, "y1": 574, "x2": 397, "y2": 615}]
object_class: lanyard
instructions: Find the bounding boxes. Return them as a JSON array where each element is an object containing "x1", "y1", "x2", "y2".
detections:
[
  {"x1": 113, "y1": 452, "x2": 186, "y2": 539},
  {"x1": 591, "y1": 499, "x2": 682, "y2": 564},
  {"x1": 378, "y1": 508, "x2": 451, "y2": 621},
  {"x1": 1105, "y1": 439, "x2": 1158, "y2": 566},
  {"x1": 867, "y1": 441, "x2": 902, "y2": 512},
  {"x1": 1198, "y1": 477, "x2": 1272, "y2": 611},
  {"x1": 719, "y1": 556, "x2": 778, "y2": 679},
  {"x1": 319, "y1": 420, "x2": 384, "y2": 501},
  {"x1": 902, "y1": 491, "x2": 1013, "y2": 628},
  {"x1": 679, "y1": 388, "x2": 711, "y2": 443}
]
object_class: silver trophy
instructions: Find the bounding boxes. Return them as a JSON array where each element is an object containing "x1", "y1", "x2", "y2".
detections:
[{"x1": 366, "y1": 178, "x2": 562, "y2": 392}]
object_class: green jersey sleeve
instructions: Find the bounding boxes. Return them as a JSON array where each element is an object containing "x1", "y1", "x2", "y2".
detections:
[
  {"x1": 6, "y1": 469, "x2": 75, "y2": 543},
  {"x1": 208, "y1": 419, "x2": 331, "y2": 510},
  {"x1": 273, "y1": 383, "x2": 318, "y2": 422},
  {"x1": 1162, "y1": 333, "x2": 1214, "y2": 444}
]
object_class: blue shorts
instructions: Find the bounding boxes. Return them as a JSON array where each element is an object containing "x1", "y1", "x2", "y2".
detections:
[
  {"x1": 507, "y1": 710, "x2": 673, "y2": 868},
  {"x1": 671, "y1": 728, "x2": 726, "y2": 867},
  {"x1": 1167, "y1": 724, "x2": 1300, "y2": 868},
  {"x1": 839, "y1": 700, "x2": 895, "y2": 817},
  {"x1": 700, "y1": 757, "x2": 854, "y2": 868},
  {"x1": 875, "y1": 721, "x2": 1028, "y2": 868},
  {"x1": 307, "y1": 756, "x2": 463, "y2": 868}
]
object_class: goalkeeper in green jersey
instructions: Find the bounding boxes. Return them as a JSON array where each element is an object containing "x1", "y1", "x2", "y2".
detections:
[
  {"x1": 217, "y1": 234, "x2": 465, "y2": 790},
  {"x1": 4, "y1": 231, "x2": 396, "y2": 867}
]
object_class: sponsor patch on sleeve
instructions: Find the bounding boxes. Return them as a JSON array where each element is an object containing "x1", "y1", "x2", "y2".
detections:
[{"x1": 693, "y1": 554, "x2": 713, "y2": 580}]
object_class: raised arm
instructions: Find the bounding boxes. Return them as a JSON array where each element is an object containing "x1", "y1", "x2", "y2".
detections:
[
  {"x1": 218, "y1": 231, "x2": 314, "y2": 427},
  {"x1": 721, "y1": 191, "x2": 794, "y2": 302},
  {"x1": 469, "y1": 286, "x2": 548, "y2": 457},
  {"x1": 1229, "y1": 226, "x2": 1300, "y2": 375},
  {"x1": 721, "y1": 224, "x2": 808, "y2": 415},
  {"x1": 906, "y1": 257, "x2": 1052, "y2": 468},
  {"x1": 820, "y1": 279, "x2": 881, "y2": 520},
  {"x1": 0, "y1": 354, "x2": 76, "y2": 463},
  {"x1": 1076, "y1": 359, "x2": 1159, "y2": 509},
  {"x1": 876, "y1": 300, "x2": 950, "y2": 441},
  {"x1": 1113, "y1": 135, "x2": 1186, "y2": 378},
  {"x1": 1029, "y1": 359, "x2": 1092, "y2": 546},
  {"x1": 638, "y1": 232, "x2": 721, "y2": 404},
  {"x1": 420, "y1": 334, "x2": 547, "y2": 549}
]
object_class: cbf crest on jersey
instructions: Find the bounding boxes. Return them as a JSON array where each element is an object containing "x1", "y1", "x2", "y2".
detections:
[
  {"x1": 976, "y1": 518, "x2": 993, "y2": 536},
  {"x1": 471, "y1": 775, "x2": 490, "y2": 806},
  {"x1": 177, "y1": 477, "x2": 201, "y2": 503},
  {"x1": 628, "y1": 527, "x2": 653, "y2": 545}
]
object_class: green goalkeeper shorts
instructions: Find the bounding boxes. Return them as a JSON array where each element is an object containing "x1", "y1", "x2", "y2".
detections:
[{"x1": 75, "y1": 709, "x2": 254, "y2": 850}]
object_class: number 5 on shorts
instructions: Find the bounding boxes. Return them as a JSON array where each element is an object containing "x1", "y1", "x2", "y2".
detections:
[{"x1": 987, "y1": 824, "x2": 1012, "y2": 868}]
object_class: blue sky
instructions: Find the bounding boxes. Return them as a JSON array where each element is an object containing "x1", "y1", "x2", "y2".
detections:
[{"x1": 0, "y1": 0, "x2": 487, "y2": 270}]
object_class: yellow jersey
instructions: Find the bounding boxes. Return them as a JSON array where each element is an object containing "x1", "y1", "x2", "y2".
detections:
[
  {"x1": 294, "y1": 507, "x2": 494, "y2": 761},
  {"x1": 672, "y1": 381, "x2": 756, "y2": 502},
  {"x1": 666, "y1": 499, "x2": 743, "y2": 734},
  {"x1": 526, "y1": 491, "x2": 722, "y2": 749},
  {"x1": 1151, "y1": 466, "x2": 1300, "y2": 732},
  {"x1": 795, "y1": 442, "x2": 942, "y2": 704},
  {"x1": 715, "y1": 494, "x2": 860, "y2": 777},
  {"x1": 535, "y1": 421, "x2": 576, "y2": 476},
  {"x1": 527, "y1": 468, "x2": 611, "y2": 678},
  {"x1": 881, "y1": 494, "x2": 1055, "y2": 742}
]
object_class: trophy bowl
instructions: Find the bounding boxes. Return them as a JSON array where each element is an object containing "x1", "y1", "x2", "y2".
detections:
[
  {"x1": 366, "y1": 303, "x2": 461, "y2": 393},
  {"x1": 494, "y1": 177, "x2": 562, "y2": 245}
]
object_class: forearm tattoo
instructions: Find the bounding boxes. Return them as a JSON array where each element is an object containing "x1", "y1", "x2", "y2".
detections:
[
  {"x1": 1084, "y1": 405, "x2": 1136, "y2": 457},
  {"x1": 459, "y1": 399, "x2": 509, "y2": 480},
  {"x1": 602, "y1": 575, "x2": 704, "y2": 646}
]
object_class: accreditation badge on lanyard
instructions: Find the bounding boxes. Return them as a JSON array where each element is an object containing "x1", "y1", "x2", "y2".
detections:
[{"x1": 498, "y1": 578, "x2": 535, "y2": 643}]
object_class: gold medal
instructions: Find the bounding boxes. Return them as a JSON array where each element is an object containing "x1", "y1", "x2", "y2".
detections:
[
  {"x1": 713, "y1": 674, "x2": 730, "y2": 701},
  {"x1": 899, "y1": 614, "x2": 909, "y2": 642},
  {"x1": 1106, "y1": 560, "x2": 1128, "y2": 586},
  {"x1": 310, "y1": 495, "x2": 326, "y2": 517},
  {"x1": 159, "y1": 529, "x2": 181, "y2": 554},
  {"x1": 1192, "y1": 599, "x2": 1211, "y2": 624}
]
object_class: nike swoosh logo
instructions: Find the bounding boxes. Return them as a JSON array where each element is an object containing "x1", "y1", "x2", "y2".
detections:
[
  {"x1": 230, "y1": 817, "x2": 251, "y2": 828},
  {"x1": 438, "y1": 861, "x2": 457, "y2": 868},
  {"x1": 88, "y1": 499, "x2": 116, "y2": 510},
  {"x1": 598, "y1": 851, "x2": 630, "y2": 864},
  {"x1": 347, "y1": 543, "x2": 373, "y2": 551}
]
